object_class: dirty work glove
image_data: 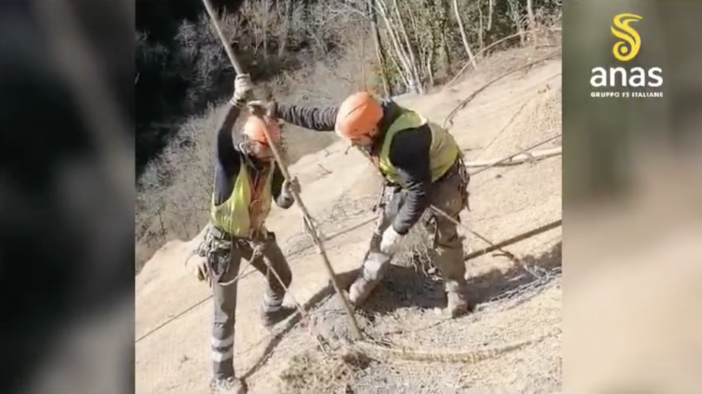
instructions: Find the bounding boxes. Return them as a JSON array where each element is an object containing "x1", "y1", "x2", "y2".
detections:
[
  {"x1": 282, "y1": 177, "x2": 301, "y2": 197},
  {"x1": 230, "y1": 74, "x2": 253, "y2": 106},
  {"x1": 247, "y1": 100, "x2": 277, "y2": 119},
  {"x1": 187, "y1": 254, "x2": 209, "y2": 282},
  {"x1": 379, "y1": 226, "x2": 403, "y2": 255}
]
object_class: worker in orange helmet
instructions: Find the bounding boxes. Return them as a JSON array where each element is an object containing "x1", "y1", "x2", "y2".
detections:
[
  {"x1": 248, "y1": 91, "x2": 472, "y2": 319},
  {"x1": 189, "y1": 74, "x2": 300, "y2": 394}
]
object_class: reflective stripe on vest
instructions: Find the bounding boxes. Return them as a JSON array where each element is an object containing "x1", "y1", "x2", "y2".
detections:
[
  {"x1": 377, "y1": 109, "x2": 461, "y2": 187},
  {"x1": 210, "y1": 157, "x2": 274, "y2": 237}
]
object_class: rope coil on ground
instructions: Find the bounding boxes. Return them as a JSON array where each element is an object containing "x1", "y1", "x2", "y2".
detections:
[{"x1": 342, "y1": 328, "x2": 561, "y2": 364}]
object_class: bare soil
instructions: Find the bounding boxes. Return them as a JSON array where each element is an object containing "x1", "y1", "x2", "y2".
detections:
[{"x1": 135, "y1": 47, "x2": 563, "y2": 394}]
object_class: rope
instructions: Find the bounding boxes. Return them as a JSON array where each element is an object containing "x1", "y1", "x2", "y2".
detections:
[
  {"x1": 442, "y1": 26, "x2": 562, "y2": 92},
  {"x1": 141, "y1": 214, "x2": 380, "y2": 345},
  {"x1": 429, "y1": 205, "x2": 517, "y2": 262},
  {"x1": 442, "y1": 50, "x2": 562, "y2": 130},
  {"x1": 470, "y1": 133, "x2": 561, "y2": 176},
  {"x1": 463, "y1": 219, "x2": 562, "y2": 261}
]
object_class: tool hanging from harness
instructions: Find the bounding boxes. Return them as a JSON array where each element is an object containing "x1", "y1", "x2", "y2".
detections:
[
  {"x1": 195, "y1": 224, "x2": 270, "y2": 286},
  {"x1": 456, "y1": 156, "x2": 470, "y2": 211},
  {"x1": 371, "y1": 156, "x2": 470, "y2": 215},
  {"x1": 196, "y1": 225, "x2": 234, "y2": 282}
]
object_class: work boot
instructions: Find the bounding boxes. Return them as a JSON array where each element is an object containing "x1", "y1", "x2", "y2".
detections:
[
  {"x1": 260, "y1": 305, "x2": 295, "y2": 328},
  {"x1": 210, "y1": 376, "x2": 246, "y2": 394},
  {"x1": 446, "y1": 291, "x2": 472, "y2": 318},
  {"x1": 348, "y1": 277, "x2": 379, "y2": 307}
]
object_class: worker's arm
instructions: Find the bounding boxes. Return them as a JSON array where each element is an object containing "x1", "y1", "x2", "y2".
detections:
[
  {"x1": 271, "y1": 165, "x2": 294, "y2": 209},
  {"x1": 274, "y1": 104, "x2": 338, "y2": 132},
  {"x1": 212, "y1": 103, "x2": 245, "y2": 206},
  {"x1": 388, "y1": 126, "x2": 433, "y2": 234},
  {"x1": 212, "y1": 74, "x2": 253, "y2": 206}
]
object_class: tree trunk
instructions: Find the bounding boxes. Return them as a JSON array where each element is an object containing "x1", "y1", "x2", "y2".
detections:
[
  {"x1": 392, "y1": 0, "x2": 423, "y2": 93},
  {"x1": 452, "y1": 0, "x2": 478, "y2": 70},
  {"x1": 526, "y1": 0, "x2": 536, "y2": 44},
  {"x1": 437, "y1": 0, "x2": 452, "y2": 75},
  {"x1": 477, "y1": 0, "x2": 485, "y2": 53},
  {"x1": 508, "y1": 0, "x2": 525, "y2": 46},
  {"x1": 441, "y1": 34, "x2": 452, "y2": 74},
  {"x1": 383, "y1": 29, "x2": 411, "y2": 89},
  {"x1": 278, "y1": 0, "x2": 293, "y2": 57},
  {"x1": 425, "y1": 45, "x2": 434, "y2": 86},
  {"x1": 368, "y1": 0, "x2": 390, "y2": 96},
  {"x1": 261, "y1": 0, "x2": 269, "y2": 62},
  {"x1": 487, "y1": 0, "x2": 494, "y2": 31},
  {"x1": 376, "y1": 0, "x2": 416, "y2": 92}
]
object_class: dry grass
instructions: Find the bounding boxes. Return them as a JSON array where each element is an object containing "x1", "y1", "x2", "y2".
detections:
[
  {"x1": 278, "y1": 350, "x2": 367, "y2": 394},
  {"x1": 134, "y1": 53, "x2": 375, "y2": 271}
]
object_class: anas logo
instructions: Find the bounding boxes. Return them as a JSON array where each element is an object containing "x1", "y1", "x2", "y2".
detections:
[
  {"x1": 590, "y1": 13, "x2": 663, "y2": 98},
  {"x1": 611, "y1": 13, "x2": 642, "y2": 62}
]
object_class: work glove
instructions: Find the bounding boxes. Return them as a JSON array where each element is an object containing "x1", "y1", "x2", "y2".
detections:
[
  {"x1": 282, "y1": 177, "x2": 301, "y2": 197},
  {"x1": 379, "y1": 226, "x2": 403, "y2": 255},
  {"x1": 187, "y1": 254, "x2": 209, "y2": 282},
  {"x1": 230, "y1": 74, "x2": 253, "y2": 106},
  {"x1": 247, "y1": 100, "x2": 277, "y2": 119}
]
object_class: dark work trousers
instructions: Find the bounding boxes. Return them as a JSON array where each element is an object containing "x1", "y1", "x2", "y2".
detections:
[{"x1": 206, "y1": 227, "x2": 292, "y2": 379}]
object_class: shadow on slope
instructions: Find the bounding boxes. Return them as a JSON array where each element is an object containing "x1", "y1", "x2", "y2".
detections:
[{"x1": 240, "y1": 241, "x2": 561, "y2": 384}]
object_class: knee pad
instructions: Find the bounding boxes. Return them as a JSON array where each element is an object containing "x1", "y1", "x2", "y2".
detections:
[{"x1": 362, "y1": 252, "x2": 391, "y2": 281}]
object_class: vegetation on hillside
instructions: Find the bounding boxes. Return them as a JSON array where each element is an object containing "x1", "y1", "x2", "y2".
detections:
[{"x1": 135, "y1": 0, "x2": 561, "y2": 272}]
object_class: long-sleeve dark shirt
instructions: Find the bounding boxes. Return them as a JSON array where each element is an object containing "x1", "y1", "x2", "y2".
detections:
[
  {"x1": 213, "y1": 104, "x2": 293, "y2": 209},
  {"x1": 274, "y1": 100, "x2": 432, "y2": 234}
]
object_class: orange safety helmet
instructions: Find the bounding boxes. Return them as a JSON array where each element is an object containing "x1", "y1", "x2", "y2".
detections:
[
  {"x1": 242, "y1": 115, "x2": 280, "y2": 145},
  {"x1": 334, "y1": 92, "x2": 383, "y2": 140}
]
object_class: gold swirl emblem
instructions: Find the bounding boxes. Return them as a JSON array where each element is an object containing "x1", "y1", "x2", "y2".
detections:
[{"x1": 611, "y1": 13, "x2": 642, "y2": 62}]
